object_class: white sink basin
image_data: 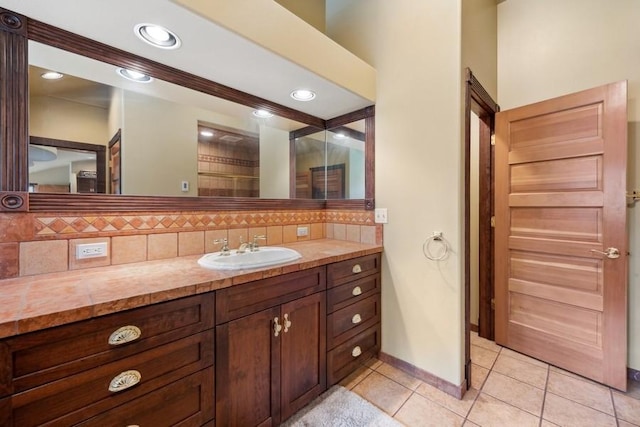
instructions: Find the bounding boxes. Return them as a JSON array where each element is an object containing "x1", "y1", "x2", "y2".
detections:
[{"x1": 198, "y1": 246, "x2": 302, "y2": 270}]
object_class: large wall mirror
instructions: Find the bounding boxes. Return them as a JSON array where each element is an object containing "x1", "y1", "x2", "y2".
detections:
[{"x1": 0, "y1": 8, "x2": 375, "y2": 212}]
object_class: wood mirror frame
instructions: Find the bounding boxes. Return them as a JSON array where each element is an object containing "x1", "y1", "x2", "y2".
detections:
[{"x1": 0, "y1": 8, "x2": 375, "y2": 213}]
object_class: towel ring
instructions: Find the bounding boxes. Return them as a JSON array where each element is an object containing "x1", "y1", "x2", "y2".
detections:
[{"x1": 423, "y1": 232, "x2": 449, "y2": 261}]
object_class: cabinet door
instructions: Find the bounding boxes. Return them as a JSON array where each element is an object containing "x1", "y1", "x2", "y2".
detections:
[
  {"x1": 216, "y1": 306, "x2": 281, "y2": 427},
  {"x1": 280, "y1": 292, "x2": 326, "y2": 421}
]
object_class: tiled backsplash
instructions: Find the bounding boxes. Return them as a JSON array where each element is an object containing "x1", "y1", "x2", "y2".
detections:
[{"x1": 0, "y1": 209, "x2": 381, "y2": 279}]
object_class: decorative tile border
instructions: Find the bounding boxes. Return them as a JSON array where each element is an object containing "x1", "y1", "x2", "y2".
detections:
[{"x1": 33, "y1": 210, "x2": 375, "y2": 239}]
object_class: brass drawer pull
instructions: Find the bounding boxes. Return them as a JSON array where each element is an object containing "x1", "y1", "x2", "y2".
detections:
[
  {"x1": 352, "y1": 264, "x2": 362, "y2": 274},
  {"x1": 352, "y1": 314, "x2": 362, "y2": 324},
  {"x1": 284, "y1": 313, "x2": 292, "y2": 333},
  {"x1": 109, "y1": 370, "x2": 141, "y2": 392},
  {"x1": 274, "y1": 317, "x2": 283, "y2": 337},
  {"x1": 351, "y1": 346, "x2": 362, "y2": 357},
  {"x1": 352, "y1": 286, "x2": 362, "y2": 296},
  {"x1": 108, "y1": 325, "x2": 142, "y2": 346}
]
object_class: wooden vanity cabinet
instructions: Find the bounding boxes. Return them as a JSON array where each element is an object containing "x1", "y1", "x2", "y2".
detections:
[
  {"x1": 326, "y1": 254, "x2": 382, "y2": 385},
  {"x1": 215, "y1": 267, "x2": 326, "y2": 426},
  {"x1": 0, "y1": 294, "x2": 215, "y2": 426}
]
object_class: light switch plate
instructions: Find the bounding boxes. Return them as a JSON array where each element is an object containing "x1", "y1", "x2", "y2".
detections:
[
  {"x1": 297, "y1": 226, "x2": 309, "y2": 237},
  {"x1": 374, "y1": 208, "x2": 388, "y2": 224}
]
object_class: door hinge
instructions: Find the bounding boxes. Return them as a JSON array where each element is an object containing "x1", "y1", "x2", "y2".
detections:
[
  {"x1": 490, "y1": 134, "x2": 496, "y2": 146},
  {"x1": 490, "y1": 216, "x2": 496, "y2": 228},
  {"x1": 490, "y1": 298, "x2": 495, "y2": 310}
]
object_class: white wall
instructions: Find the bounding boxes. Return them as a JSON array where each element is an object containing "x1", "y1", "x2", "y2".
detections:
[
  {"x1": 497, "y1": 0, "x2": 640, "y2": 371},
  {"x1": 328, "y1": 0, "x2": 466, "y2": 386}
]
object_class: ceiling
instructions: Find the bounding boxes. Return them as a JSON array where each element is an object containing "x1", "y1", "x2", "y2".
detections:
[{"x1": 0, "y1": 0, "x2": 373, "y2": 120}]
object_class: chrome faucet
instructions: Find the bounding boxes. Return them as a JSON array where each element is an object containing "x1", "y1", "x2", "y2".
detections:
[
  {"x1": 213, "y1": 238, "x2": 231, "y2": 256},
  {"x1": 250, "y1": 235, "x2": 267, "y2": 252},
  {"x1": 236, "y1": 236, "x2": 249, "y2": 254}
]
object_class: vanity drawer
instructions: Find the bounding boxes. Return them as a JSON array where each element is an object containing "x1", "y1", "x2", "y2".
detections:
[
  {"x1": 11, "y1": 330, "x2": 214, "y2": 427},
  {"x1": 327, "y1": 254, "x2": 380, "y2": 288},
  {"x1": 327, "y1": 324, "x2": 380, "y2": 386},
  {"x1": 328, "y1": 294, "x2": 380, "y2": 348},
  {"x1": 78, "y1": 367, "x2": 214, "y2": 427},
  {"x1": 327, "y1": 274, "x2": 380, "y2": 313},
  {"x1": 4, "y1": 294, "x2": 214, "y2": 394},
  {"x1": 216, "y1": 266, "x2": 325, "y2": 324}
]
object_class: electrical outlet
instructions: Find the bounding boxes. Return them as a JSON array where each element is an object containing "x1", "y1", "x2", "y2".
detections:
[
  {"x1": 76, "y1": 242, "x2": 108, "y2": 259},
  {"x1": 374, "y1": 208, "x2": 388, "y2": 224},
  {"x1": 297, "y1": 226, "x2": 309, "y2": 237}
]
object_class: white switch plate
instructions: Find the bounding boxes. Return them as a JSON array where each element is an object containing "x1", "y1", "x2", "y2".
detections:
[
  {"x1": 374, "y1": 208, "x2": 388, "y2": 224},
  {"x1": 76, "y1": 242, "x2": 108, "y2": 259},
  {"x1": 297, "y1": 226, "x2": 309, "y2": 237},
  {"x1": 181, "y1": 181, "x2": 189, "y2": 192}
]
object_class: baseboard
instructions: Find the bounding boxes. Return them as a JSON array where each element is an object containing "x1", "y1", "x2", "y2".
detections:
[
  {"x1": 378, "y1": 352, "x2": 466, "y2": 399},
  {"x1": 629, "y1": 367, "x2": 640, "y2": 382},
  {"x1": 470, "y1": 323, "x2": 478, "y2": 333}
]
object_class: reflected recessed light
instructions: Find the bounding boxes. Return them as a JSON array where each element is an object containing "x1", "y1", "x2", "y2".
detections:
[
  {"x1": 134, "y1": 23, "x2": 181, "y2": 49},
  {"x1": 253, "y1": 109, "x2": 274, "y2": 118},
  {"x1": 200, "y1": 130, "x2": 214, "y2": 137},
  {"x1": 334, "y1": 133, "x2": 347, "y2": 139},
  {"x1": 41, "y1": 71, "x2": 64, "y2": 80},
  {"x1": 117, "y1": 68, "x2": 153, "y2": 83},
  {"x1": 290, "y1": 89, "x2": 316, "y2": 101}
]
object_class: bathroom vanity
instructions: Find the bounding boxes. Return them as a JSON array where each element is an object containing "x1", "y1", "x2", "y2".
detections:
[{"x1": 0, "y1": 240, "x2": 381, "y2": 426}]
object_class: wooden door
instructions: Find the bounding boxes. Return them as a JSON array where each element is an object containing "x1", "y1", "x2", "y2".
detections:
[
  {"x1": 495, "y1": 81, "x2": 628, "y2": 391},
  {"x1": 280, "y1": 293, "x2": 326, "y2": 422},
  {"x1": 216, "y1": 306, "x2": 281, "y2": 426}
]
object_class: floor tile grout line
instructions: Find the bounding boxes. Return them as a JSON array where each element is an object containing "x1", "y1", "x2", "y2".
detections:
[
  {"x1": 544, "y1": 390, "x2": 620, "y2": 419},
  {"x1": 538, "y1": 362, "x2": 550, "y2": 427}
]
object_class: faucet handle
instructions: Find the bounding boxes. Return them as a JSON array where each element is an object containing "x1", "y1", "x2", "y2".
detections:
[
  {"x1": 213, "y1": 238, "x2": 230, "y2": 255},
  {"x1": 252, "y1": 235, "x2": 267, "y2": 251}
]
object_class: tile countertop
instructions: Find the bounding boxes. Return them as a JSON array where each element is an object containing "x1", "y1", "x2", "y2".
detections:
[{"x1": 0, "y1": 239, "x2": 382, "y2": 340}]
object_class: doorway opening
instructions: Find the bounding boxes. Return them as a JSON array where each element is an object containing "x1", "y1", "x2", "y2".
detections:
[{"x1": 464, "y1": 69, "x2": 499, "y2": 389}]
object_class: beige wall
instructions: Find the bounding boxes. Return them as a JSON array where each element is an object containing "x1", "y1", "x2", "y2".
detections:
[
  {"x1": 497, "y1": 0, "x2": 640, "y2": 371},
  {"x1": 328, "y1": 0, "x2": 467, "y2": 386},
  {"x1": 275, "y1": 0, "x2": 326, "y2": 32},
  {"x1": 259, "y1": 125, "x2": 290, "y2": 198},
  {"x1": 122, "y1": 91, "x2": 291, "y2": 197},
  {"x1": 29, "y1": 95, "x2": 110, "y2": 144}
]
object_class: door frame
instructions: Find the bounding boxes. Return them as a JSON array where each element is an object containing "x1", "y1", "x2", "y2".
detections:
[{"x1": 463, "y1": 69, "x2": 499, "y2": 388}]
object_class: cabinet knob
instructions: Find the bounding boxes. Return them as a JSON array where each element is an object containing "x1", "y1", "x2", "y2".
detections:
[
  {"x1": 274, "y1": 317, "x2": 283, "y2": 337},
  {"x1": 108, "y1": 325, "x2": 142, "y2": 346},
  {"x1": 351, "y1": 314, "x2": 362, "y2": 324},
  {"x1": 283, "y1": 313, "x2": 292, "y2": 333},
  {"x1": 109, "y1": 370, "x2": 141, "y2": 393},
  {"x1": 352, "y1": 286, "x2": 362, "y2": 296},
  {"x1": 351, "y1": 346, "x2": 362, "y2": 357},
  {"x1": 352, "y1": 264, "x2": 362, "y2": 274}
]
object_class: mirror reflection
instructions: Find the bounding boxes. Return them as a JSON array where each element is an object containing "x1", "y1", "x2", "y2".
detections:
[
  {"x1": 295, "y1": 120, "x2": 365, "y2": 199},
  {"x1": 27, "y1": 41, "x2": 328, "y2": 198}
]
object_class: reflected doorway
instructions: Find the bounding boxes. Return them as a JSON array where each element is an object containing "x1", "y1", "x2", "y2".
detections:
[{"x1": 28, "y1": 136, "x2": 106, "y2": 193}]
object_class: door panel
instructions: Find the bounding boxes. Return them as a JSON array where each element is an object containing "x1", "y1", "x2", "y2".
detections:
[
  {"x1": 280, "y1": 292, "x2": 326, "y2": 421},
  {"x1": 495, "y1": 81, "x2": 628, "y2": 390}
]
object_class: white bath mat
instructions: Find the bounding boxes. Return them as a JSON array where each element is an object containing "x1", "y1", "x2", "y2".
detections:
[{"x1": 282, "y1": 385, "x2": 404, "y2": 427}]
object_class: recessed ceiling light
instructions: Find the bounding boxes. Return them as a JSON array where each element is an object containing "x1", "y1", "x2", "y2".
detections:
[
  {"x1": 41, "y1": 71, "x2": 64, "y2": 80},
  {"x1": 334, "y1": 133, "x2": 347, "y2": 139},
  {"x1": 117, "y1": 68, "x2": 153, "y2": 83},
  {"x1": 252, "y1": 109, "x2": 274, "y2": 118},
  {"x1": 290, "y1": 89, "x2": 316, "y2": 102},
  {"x1": 200, "y1": 130, "x2": 214, "y2": 137},
  {"x1": 134, "y1": 23, "x2": 181, "y2": 49}
]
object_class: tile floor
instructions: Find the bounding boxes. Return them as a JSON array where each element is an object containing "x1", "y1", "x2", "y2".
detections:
[{"x1": 340, "y1": 332, "x2": 640, "y2": 426}]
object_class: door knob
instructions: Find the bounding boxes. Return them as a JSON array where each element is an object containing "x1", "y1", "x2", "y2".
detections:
[{"x1": 590, "y1": 247, "x2": 620, "y2": 259}]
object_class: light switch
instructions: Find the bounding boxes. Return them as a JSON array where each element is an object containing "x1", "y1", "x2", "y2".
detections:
[{"x1": 374, "y1": 208, "x2": 388, "y2": 224}]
